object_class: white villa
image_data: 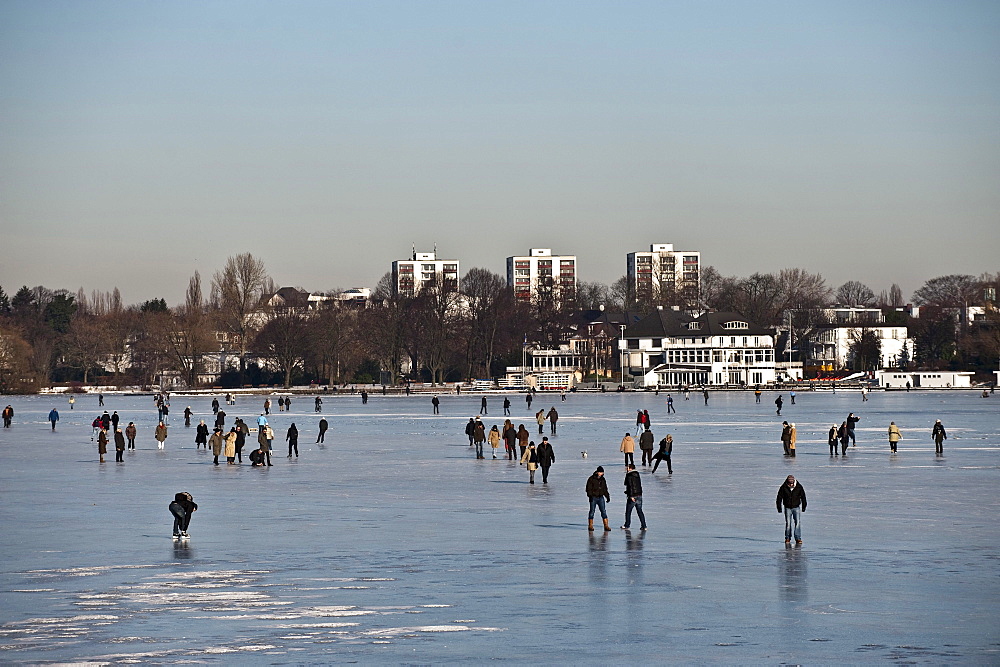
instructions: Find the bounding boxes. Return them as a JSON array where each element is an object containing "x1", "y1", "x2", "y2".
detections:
[{"x1": 620, "y1": 309, "x2": 776, "y2": 387}]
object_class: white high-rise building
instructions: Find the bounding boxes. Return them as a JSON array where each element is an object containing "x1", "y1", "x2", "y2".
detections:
[
  {"x1": 391, "y1": 250, "x2": 460, "y2": 297},
  {"x1": 626, "y1": 243, "x2": 701, "y2": 307},
  {"x1": 506, "y1": 248, "x2": 577, "y2": 306}
]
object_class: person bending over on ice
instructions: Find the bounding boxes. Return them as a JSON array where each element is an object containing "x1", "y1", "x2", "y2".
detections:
[{"x1": 169, "y1": 492, "x2": 197, "y2": 538}]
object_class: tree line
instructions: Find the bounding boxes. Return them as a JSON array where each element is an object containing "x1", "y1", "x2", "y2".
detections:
[{"x1": 0, "y1": 254, "x2": 997, "y2": 392}]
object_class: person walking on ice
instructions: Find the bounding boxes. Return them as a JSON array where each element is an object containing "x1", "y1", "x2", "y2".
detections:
[
  {"x1": 620, "y1": 432, "x2": 635, "y2": 466},
  {"x1": 169, "y1": 492, "x2": 197, "y2": 539},
  {"x1": 621, "y1": 463, "x2": 647, "y2": 531},
  {"x1": 586, "y1": 466, "x2": 612, "y2": 532},
  {"x1": 932, "y1": 419, "x2": 947, "y2": 455},
  {"x1": 776, "y1": 475, "x2": 806, "y2": 545},
  {"x1": 888, "y1": 421, "x2": 902, "y2": 453},
  {"x1": 155, "y1": 421, "x2": 168, "y2": 449},
  {"x1": 48, "y1": 408, "x2": 59, "y2": 431},
  {"x1": 520, "y1": 441, "x2": 538, "y2": 483}
]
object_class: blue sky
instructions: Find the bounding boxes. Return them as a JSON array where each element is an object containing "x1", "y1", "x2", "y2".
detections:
[{"x1": 2, "y1": 1, "x2": 998, "y2": 305}]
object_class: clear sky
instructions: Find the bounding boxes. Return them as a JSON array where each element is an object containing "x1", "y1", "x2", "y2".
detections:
[{"x1": 2, "y1": 0, "x2": 998, "y2": 306}]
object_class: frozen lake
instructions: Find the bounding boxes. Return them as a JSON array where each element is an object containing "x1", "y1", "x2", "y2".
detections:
[{"x1": 1, "y1": 389, "x2": 998, "y2": 663}]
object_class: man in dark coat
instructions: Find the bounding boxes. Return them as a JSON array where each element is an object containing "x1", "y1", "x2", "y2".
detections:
[
  {"x1": 639, "y1": 429, "x2": 654, "y2": 466},
  {"x1": 846, "y1": 413, "x2": 860, "y2": 446},
  {"x1": 776, "y1": 475, "x2": 807, "y2": 545},
  {"x1": 536, "y1": 437, "x2": 555, "y2": 483},
  {"x1": 432, "y1": 395, "x2": 440, "y2": 414},
  {"x1": 464, "y1": 418, "x2": 476, "y2": 446},
  {"x1": 547, "y1": 407, "x2": 559, "y2": 435},
  {"x1": 473, "y1": 417, "x2": 486, "y2": 459},
  {"x1": 586, "y1": 466, "x2": 611, "y2": 531},
  {"x1": 317, "y1": 418, "x2": 329, "y2": 443},
  {"x1": 932, "y1": 419, "x2": 947, "y2": 455},
  {"x1": 621, "y1": 463, "x2": 647, "y2": 530},
  {"x1": 114, "y1": 427, "x2": 126, "y2": 462}
]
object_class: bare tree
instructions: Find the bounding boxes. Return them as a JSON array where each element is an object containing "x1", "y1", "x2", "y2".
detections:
[
  {"x1": 836, "y1": 280, "x2": 876, "y2": 306},
  {"x1": 462, "y1": 268, "x2": 517, "y2": 379},
  {"x1": 888, "y1": 283, "x2": 905, "y2": 307},
  {"x1": 255, "y1": 309, "x2": 309, "y2": 388},
  {"x1": 211, "y1": 254, "x2": 272, "y2": 383},
  {"x1": 912, "y1": 275, "x2": 980, "y2": 308}
]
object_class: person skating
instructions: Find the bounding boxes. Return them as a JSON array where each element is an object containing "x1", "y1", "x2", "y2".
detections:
[
  {"x1": 215, "y1": 408, "x2": 226, "y2": 430},
  {"x1": 195, "y1": 420, "x2": 209, "y2": 449},
  {"x1": 520, "y1": 441, "x2": 538, "y2": 483},
  {"x1": 209, "y1": 427, "x2": 224, "y2": 465},
  {"x1": 776, "y1": 475, "x2": 806, "y2": 545},
  {"x1": 517, "y1": 423, "x2": 530, "y2": 458},
  {"x1": 169, "y1": 492, "x2": 197, "y2": 538},
  {"x1": 211, "y1": 397, "x2": 220, "y2": 414},
  {"x1": 184, "y1": 406, "x2": 193, "y2": 427},
  {"x1": 155, "y1": 421, "x2": 168, "y2": 450},
  {"x1": 502, "y1": 420, "x2": 516, "y2": 460},
  {"x1": 48, "y1": 408, "x2": 59, "y2": 431},
  {"x1": 546, "y1": 407, "x2": 558, "y2": 435},
  {"x1": 652, "y1": 435, "x2": 672, "y2": 473},
  {"x1": 286, "y1": 423, "x2": 299, "y2": 457},
  {"x1": 828, "y1": 424, "x2": 839, "y2": 455},
  {"x1": 754, "y1": 387, "x2": 761, "y2": 403},
  {"x1": 68, "y1": 395, "x2": 75, "y2": 410},
  {"x1": 234, "y1": 420, "x2": 246, "y2": 462},
  {"x1": 525, "y1": 393, "x2": 533, "y2": 410},
  {"x1": 620, "y1": 432, "x2": 636, "y2": 466},
  {"x1": 480, "y1": 396, "x2": 488, "y2": 415},
  {"x1": 780, "y1": 421, "x2": 792, "y2": 456},
  {"x1": 98, "y1": 393, "x2": 104, "y2": 407},
  {"x1": 703, "y1": 387, "x2": 709, "y2": 405},
  {"x1": 789, "y1": 390, "x2": 796, "y2": 405},
  {"x1": 503, "y1": 396, "x2": 511, "y2": 416},
  {"x1": 258, "y1": 424, "x2": 273, "y2": 466},
  {"x1": 838, "y1": 421, "x2": 850, "y2": 455},
  {"x1": 621, "y1": 463, "x2": 647, "y2": 530},
  {"x1": 432, "y1": 395, "x2": 440, "y2": 414},
  {"x1": 775, "y1": 395, "x2": 783, "y2": 416},
  {"x1": 536, "y1": 437, "x2": 555, "y2": 483},
  {"x1": 932, "y1": 419, "x2": 947, "y2": 455},
  {"x1": 635, "y1": 410, "x2": 644, "y2": 431},
  {"x1": 639, "y1": 428, "x2": 654, "y2": 467},
  {"x1": 97, "y1": 427, "x2": 108, "y2": 463},
  {"x1": 263, "y1": 398, "x2": 271, "y2": 415},
  {"x1": 586, "y1": 466, "x2": 612, "y2": 531},
  {"x1": 1, "y1": 404, "x2": 11, "y2": 428},
  {"x1": 110, "y1": 411, "x2": 120, "y2": 431},
  {"x1": 465, "y1": 418, "x2": 476, "y2": 446},
  {"x1": 316, "y1": 417, "x2": 328, "y2": 443},
  {"x1": 114, "y1": 427, "x2": 125, "y2": 462},
  {"x1": 315, "y1": 396, "x2": 322, "y2": 412},
  {"x1": 473, "y1": 417, "x2": 486, "y2": 459},
  {"x1": 666, "y1": 395, "x2": 675, "y2": 414},
  {"x1": 487, "y1": 425, "x2": 501, "y2": 459},
  {"x1": 846, "y1": 413, "x2": 860, "y2": 446},
  {"x1": 887, "y1": 421, "x2": 902, "y2": 453}
]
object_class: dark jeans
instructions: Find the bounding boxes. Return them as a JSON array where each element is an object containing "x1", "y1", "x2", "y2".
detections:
[
  {"x1": 624, "y1": 495, "x2": 646, "y2": 529},
  {"x1": 624, "y1": 452, "x2": 634, "y2": 466},
  {"x1": 127, "y1": 438, "x2": 135, "y2": 449},
  {"x1": 588, "y1": 496, "x2": 607, "y2": 520},
  {"x1": 652, "y1": 455, "x2": 671, "y2": 473},
  {"x1": 115, "y1": 449, "x2": 124, "y2": 462},
  {"x1": 317, "y1": 430, "x2": 326, "y2": 443},
  {"x1": 841, "y1": 439, "x2": 849, "y2": 455},
  {"x1": 540, "y1": 463, "x2": 550, "y2": 483},
  {"x1": 288, "y1": 439, "x2": 298, "y2": 456},
  {"x1": 641, "y1": 449, "x2": 652, "y2": 466},
  {"x1": 169, "y1": 503, "x2": 189, "y2": 535},
  {"x1": 538, "y1": 424, "x2": 544, "y2": 434},
  {"x1": 550, "y1": 423, "x2": 557, "y2": 435},
  {"x1": 475, "y1": 441, "x2": 484, "y2": 458}
]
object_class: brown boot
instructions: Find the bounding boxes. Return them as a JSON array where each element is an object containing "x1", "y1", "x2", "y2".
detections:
[
  {"x1": 603, "y1": 518, "x2": 611, "y2": 532},
  {"x1": 588, "y1": 519, "x2": 594, "y2": 531}
]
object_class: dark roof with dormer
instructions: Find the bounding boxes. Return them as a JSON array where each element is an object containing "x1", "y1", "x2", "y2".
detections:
[{"x1": 624, "y1": 310, "x2": 769, "y2": 339}]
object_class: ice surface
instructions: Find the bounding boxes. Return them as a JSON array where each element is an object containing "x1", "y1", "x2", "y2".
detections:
[{"x1": 1, "y1": 390, "x2": 998, "y2": 663}]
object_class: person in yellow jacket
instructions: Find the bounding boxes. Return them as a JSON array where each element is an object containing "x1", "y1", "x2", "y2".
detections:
[
  {"x1": 487, "y1": 425, "x2": 501, "y2": 459},
  {"x1": 620, "y1": 432, "x2": 636, "y2": 466},
  {"x1": 888, "y1": 421, "x2": 902, "y2": 453}
]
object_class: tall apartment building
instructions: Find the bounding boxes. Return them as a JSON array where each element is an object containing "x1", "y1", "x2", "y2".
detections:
[
  {"x1": 626, "y1": 243, "x2": 701, "y2": 307},
  {"x1": 506, "y1": 248, "x2": 577, "y2": 306},
  {"x1": 391, "y1": 250, "x2": 460, "y2": 297}
]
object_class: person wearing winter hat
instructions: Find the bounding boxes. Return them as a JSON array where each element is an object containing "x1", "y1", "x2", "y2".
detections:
[{"x1": 585, "y1": 466, "x2": 612, "y2": 531}]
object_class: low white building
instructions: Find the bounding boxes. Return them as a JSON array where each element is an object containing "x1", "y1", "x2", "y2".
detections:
[
  {"x1": 875, "y1": 371, "x2": 974, "y2": 388},
  {"x1": 620, "y1": 309, "x2": 776, "y2": 387}
]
